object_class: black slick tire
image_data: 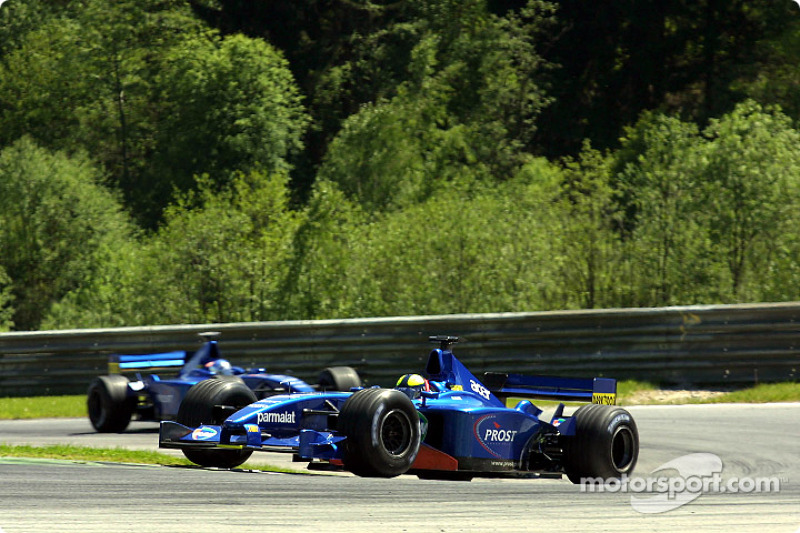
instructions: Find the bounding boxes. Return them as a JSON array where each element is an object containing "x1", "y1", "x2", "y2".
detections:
[
  {"x1": 87, "y1": 375, "x2": 134, "y2": 433},
  {"x1": 176, "y1": 379, "x2": 257, "y2": 468},
  {"x1": 318, "y1": 366, "x2": 361, "y2": 391},
  {"x1": 338, "y1": 388, "x2": 421, "y2": 477},
  {"x1": 563, "y1": 404, "x2": 639, "y2": 484}
]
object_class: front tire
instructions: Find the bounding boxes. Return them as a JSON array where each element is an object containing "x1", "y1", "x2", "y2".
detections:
[
  {"x1": 87, "y1": 375, "x2": 134, "y2": 433},
  {"x1": 177, "y1": 379, "x2": 257, "y2": 468},
  {"x1": 318, "y1": 366, "x2": 361, "y2": 391},
  {"x1": 338, "y1": 388, "x2": 421, "y2": 477},
  {"x1": 563, "y1": 404, "x2": 639, "y2": 484}
]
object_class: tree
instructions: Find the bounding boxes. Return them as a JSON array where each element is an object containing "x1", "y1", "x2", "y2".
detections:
[
  {"x1": 46, "y1": 170, "x2": 300, "y2": 328},
  {"x1": 606, "y1": 102, "x2": 800, "y2": 305},
  {"x1": 74, "y1": 0, "x2": 206, "y2": 204},
  {"x1": 0, "y1": 18, "x2": 86, "y2": 152},
  {"x1": 0, "y1": 138, "x2": 135, "y2": 331},
  {"x1": 189, "y1": 0, "x2": 421, "y2": 195},
  {"x1": 734, "y1": 19, "x2": 800, "y2": 121},
  {"x1": 611, "y1": 113, "x2": 717, "y2": 306},
  {"x1": 0, "y1": 0, "x2": 71, "y2": 57},
  {"x1": 317, "y1": 0, "x2": 552, "y2": 212},
  {"x1": 145, "y1": 33, "x2": 309, "y2": 224},
  {"x1": 0, "y1": 0, "x2": 208, "y2": 227},
  {"x1": 341, "y1": 162, "x2": 563, "y2": 316},
  {"x1": 0, "y1": 266, "x2": 13, "y2": 332},
  {"x1": 551, "y1": 144, "x2": 624, "y2": 309},
  {"x1": 701, "y1": 100, "x2": 800, "y2": 299},
  {"x1": 534, "y1": 0, "x2": 797, "y2": 157},
  {"x1": 276, "y1": 181, "x2": 364, "y2": 320},
  {"x1": 281, "y1": 159, "x2": 565, "y2": 319}
]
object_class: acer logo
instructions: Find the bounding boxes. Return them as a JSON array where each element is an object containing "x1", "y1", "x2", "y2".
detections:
[{"x1": 470, "y1": 380, "x2": 491, "y2": 400}]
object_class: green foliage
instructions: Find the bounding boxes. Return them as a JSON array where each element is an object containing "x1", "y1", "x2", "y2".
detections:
[
  {"x1": 613, "y1": 114, "x2": 718, "y2": 306},
  {"x1": 606, "y1": 101, "x2": 800, "y2": 307},
  {"x1": 0, "y1": 138, "x2": 135, "y2": 331},
  {"x1": 316, "y1": 0, "x2": 552, "y2": 211},
  {"x1": 72, "y1": 0, "x2": 206, "y2": 200},
  {"x1": 147, "y1": 171, "x2": 299, "y2": 324},
  {"x1": 46, "y1": 171, "x2": 300, "y2": 328},
  {"x1": 702, "y1": 101, "x2": 800, "y2": 300},
  {"x1": 4, "y1": 0, "x2": 800, "y2": 330},
  {"x1": 693, "y1": 383, "x2": 800, "y2": 404},
  {"x1": 317, "y1": 94, "x2": 458, "y2": 212},
  {"x1": 38, "y1": 101, "x2": 800, "y2": 327},
  {"x1": 0, "y1": 1, "x2": 306, "y2": 228},
  {"x1": 554, "y1": 144, "x2": 622, "y2": 309},
  {"x1": 283, "y1": 160, "x2": 564, "y2": 318},
  {"x1": 536, "y1": 0, "x2": 798, "y2": 156},
  {"x1": 0, "y1": 0, "x2": 205, "y2": 226},
  {"x1": 0, "y1": 0, "x2": 66, "y2": 57},
  {"x1": 0, "y1": 17, "x2": 85, "y2": 151},
  {"x1": 146, "y1": 33, "x2": 309, "y2": 224},
  {"x1": 0, "y1": 444, "x2": 196, "y2": 467},
  {"x1": 0, "y1": 266, "x2": 13, "y2": 332},
  {"x1": 736, "y1": 24, "x2": 800, "y2": 119},
  {"x1": 277, "y1": 181, "x2": 365, "y2": 319}
]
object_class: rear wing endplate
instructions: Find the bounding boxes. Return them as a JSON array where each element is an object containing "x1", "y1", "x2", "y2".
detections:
[
  {"x1": 482, "y1": 372, "x2": 617, "y2": 405},
  {"x1": 108, "y1": 351, "x2": 187, "y2": 374}
]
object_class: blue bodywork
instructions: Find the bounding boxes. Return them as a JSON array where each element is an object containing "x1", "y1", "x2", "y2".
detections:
[
  {"x1": 110, "y1": 340, "x2": 314, "y2": 422},
  {"x1": 160, "y1": 338, "x2": 618, "y2": 477}
]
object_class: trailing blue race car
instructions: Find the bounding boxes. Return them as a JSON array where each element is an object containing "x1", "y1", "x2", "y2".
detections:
[
  {"x1": 87, "y1": 336, "x2": 361, "y2": 433},
  {"x1": 159, "y1": 336, "x2": 638, "y2": 482}
]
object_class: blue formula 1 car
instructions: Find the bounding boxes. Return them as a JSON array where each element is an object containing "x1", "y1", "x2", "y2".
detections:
[
  {"x1": 87, "y1": 336, "x2": 361, "y2": 433},
  {"x1": 159, "y1": 336, "x2": 638, "y2": 482}
]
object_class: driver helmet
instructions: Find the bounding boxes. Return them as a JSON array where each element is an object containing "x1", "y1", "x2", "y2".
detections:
[
  {"x1": 396, "y1": 373, "x2": 430, "y2": 399},
  {"x1": 205, "y1": 359, "x2": 233, "y2": 375}
]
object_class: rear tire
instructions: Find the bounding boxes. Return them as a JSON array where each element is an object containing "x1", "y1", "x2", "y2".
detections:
[
  {"x1": 563, "y1": 404, "x2": 639, "y2": 484},
  {"x1": 177, "y1": 379, "x2": 257, "y2": 468},
  {"x1": 87, "y1": 375, "x2": 134, "y2": 433},
  {"x1": 338, "y1": 388, "x2": 421, "y2": 477},
  {"x1": 318, "y1": 366, "x2": 361, "y2": 391}
]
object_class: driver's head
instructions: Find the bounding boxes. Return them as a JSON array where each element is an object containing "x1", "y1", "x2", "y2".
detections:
[
  {"x1": 205, "y1": 359, "x2": 233, "y2": 375},
  {"x1": 396, "y1": 373, "x2": 430, "y2": 399}
]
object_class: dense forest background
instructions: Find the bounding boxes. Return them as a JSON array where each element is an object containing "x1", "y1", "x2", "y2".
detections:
[{"x1": 2, "y1": 0, "x2": 800, "y2": 332}]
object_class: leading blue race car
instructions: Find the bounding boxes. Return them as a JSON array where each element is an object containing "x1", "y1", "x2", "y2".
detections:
[
  {"x1": 88, "y1": 335, "x2": 360, "y2": 433},
  {"x1": 159, "y1": 336, "x2": 638, "y2": 482}
]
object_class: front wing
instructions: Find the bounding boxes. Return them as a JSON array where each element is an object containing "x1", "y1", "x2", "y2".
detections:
[{"x1": 159, "y1": 420, "x2": 346, "y2": 462}]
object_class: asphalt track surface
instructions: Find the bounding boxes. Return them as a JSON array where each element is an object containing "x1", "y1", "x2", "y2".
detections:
[{"x1": 0, "y1": 404, "x2": 798, "y2": 532}]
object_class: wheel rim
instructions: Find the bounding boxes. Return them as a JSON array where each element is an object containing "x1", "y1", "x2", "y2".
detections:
[
  {"x1": 380, "y1": 409, "x2": 412, "y2": 456},
  {"x1": 610, "y1": 425, "x2": 635, "y2": 472}
]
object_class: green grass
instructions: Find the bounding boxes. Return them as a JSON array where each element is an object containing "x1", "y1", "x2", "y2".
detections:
[
  {"x1": 0, "y1": 395, "x2": 86, "y2": 419},
  {"x1": 617, "y1": 379, "x2": 659, "y2": 400},
  {"x1": 0, "y1": 443, "x2": 303, "y2": 473},
  {"x1": 686, "y1": 382, "x2": 800, "y2": 404},
  {"x1": 0, "y1": 443, "x2": 192, "y2": 465}
]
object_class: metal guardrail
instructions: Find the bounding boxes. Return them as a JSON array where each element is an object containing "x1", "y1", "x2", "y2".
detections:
[{"x1": 0, "y1": 303, "x2": 798, "y2": 396}]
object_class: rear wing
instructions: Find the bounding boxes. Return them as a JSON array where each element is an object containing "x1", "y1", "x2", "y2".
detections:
[
  {"x1": 482, "y1": 372, "x2": 617, "y2": 405},
  {"x1": 108, "y1": 351, "x2": 187, "y2": 375}
]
